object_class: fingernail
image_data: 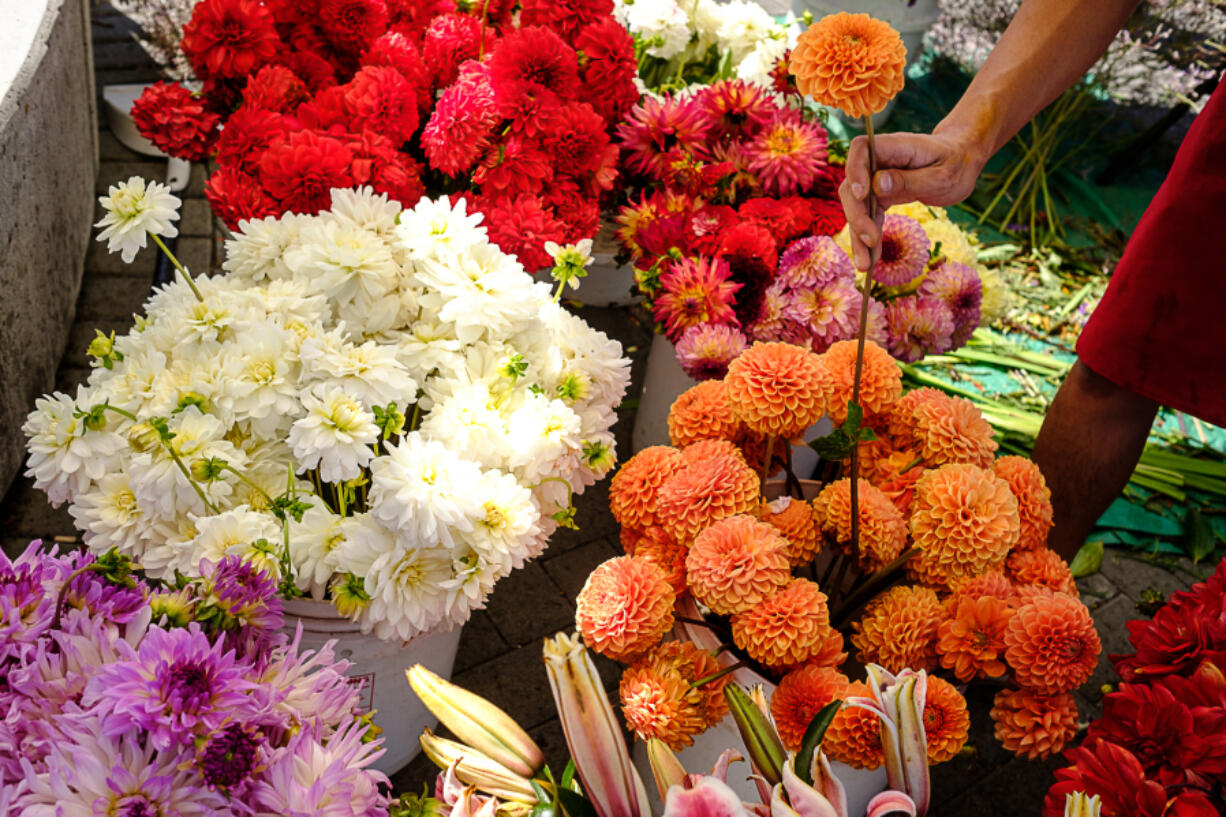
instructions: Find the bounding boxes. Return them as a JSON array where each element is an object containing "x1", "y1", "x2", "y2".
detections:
[
  {"x1": 859, "y1": 233, "x2": 873, "y2": 247},
  {"x1": 851, "y1": 182, "x2": 865, "y2": 199},
  {"x1": 878, "y1": 174, "x2": 893, "y2": 193}
]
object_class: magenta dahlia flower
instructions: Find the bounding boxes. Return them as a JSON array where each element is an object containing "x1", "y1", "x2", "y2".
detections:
[
  {"x1": 885, "y1": 295, "x2": 955, "y2": 362},
  {"x1": 919, "y1": 260, "x2": 983, "y2": 346},
  {"x1": 676, "y1": 323, "x2": 750, "y2": 380},
  {"x1": 874, "y1": 214, "x2": 931, "y2": 287},
  {"x1": 784, "y1": 276, "x2": 863, "y2": 351},
  {"x1": 696, "y1": 79, "x2": 776, "y2": 141},
  {"x1": 777, "y1": 235, "x2": 855, "y2": 289},
  {"x1": 616, "y1": 95, "x2": 711, "y2": 180},
  {"x1": 653, "y1": 256, "x2": 742, "y2": 340},
  {"x1": 743, "y1": 111, "x2": 828, "y2": 197}
]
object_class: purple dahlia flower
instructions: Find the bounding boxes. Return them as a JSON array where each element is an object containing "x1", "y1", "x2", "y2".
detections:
[{"x1": 885, "y1": 296, "x2": 955, "y2": 362}]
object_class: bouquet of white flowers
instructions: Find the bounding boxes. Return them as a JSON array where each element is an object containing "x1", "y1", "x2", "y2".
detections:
[{"x1": 24, "y1": 179, "x2": 630, "y2": 643}]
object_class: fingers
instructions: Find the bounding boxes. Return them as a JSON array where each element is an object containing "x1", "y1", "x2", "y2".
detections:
[
  {"x1": 839, "y1": 175, "x2": 884, "y2": 271},
  {"x1": 872, "y1": 163, "x2": 965, "y2": 209}
]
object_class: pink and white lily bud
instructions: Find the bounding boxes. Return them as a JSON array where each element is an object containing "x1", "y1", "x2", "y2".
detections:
[
  {"x1": 1063, "y1": 793, "x2": 1102, "y2": 817},
  {"x1": 647, "y1": 739, "x2": 690, "y2": 803},
  {"x1": 419, "y1": 729, "x2": 537, "y2": 803},
  {"x1": 543, "y1": 632, "x2": 651, "y2": 817}
]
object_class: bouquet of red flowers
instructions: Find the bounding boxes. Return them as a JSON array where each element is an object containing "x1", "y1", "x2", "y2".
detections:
[
  {"x1": 1045, "y1": 558, "x2": 1226, "y2": 817},
  {"x1": 131, "y1": 0, "x2": 639, "y2": 272},
  {"x1": 613, "y1": 80, "x2": 987, "y2": 380}
]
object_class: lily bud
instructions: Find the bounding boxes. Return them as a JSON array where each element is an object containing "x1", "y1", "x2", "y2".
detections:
[
  {"x1": 418, "y1": 730, "x2": 536, "y2": 803},
  {"x1": 408, "y1": 665, "x2": 545, "y2": 778},
  {"x1": 724, "y1": 683, "x2": 786, "y2": 787},
  {"x1": 1063, "y1": 793, "x2": 1102, "y2": 817},
  {"x1": 646, "y1": 739, "x2": 689, "y2": 803},
  {"x1": 543, "y1": 632, "x2": 650, "y2": 817}
]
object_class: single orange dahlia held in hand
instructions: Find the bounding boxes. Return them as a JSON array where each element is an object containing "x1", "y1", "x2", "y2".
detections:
[
  {"x1": 923, "y1": 676, "x2": 971, "y2": 763},
  {"x1": 686, "y1": 514, "x2": 792, "y2": 615},
  {"x1": 731, "y1": 579, "x2": 831, "y2": 670},
  {"x1": 575, "y1": 556, "x2": 675, "y2": 661},
  {"x1": 770, "y1": 664, "x2": 851, "y2": 751},
  {"x1": 609, "y1": 446, "x2": 686, "y2": 529},
  {"x1": 851, "y1": 584, "x2": 943, "y2": 672},
  {"x1": 724, "y1": 342, "x2": 830, "y2": 440},
  {"x1": 791, "y1": 13, "x2": 907, "y2": 119},
  {"x1": 990, "y1": 688, "x2": 1079, "y2": 760},
  {"x1": 1004, "y1": 590, "x2": 1100, "y2": 695}
]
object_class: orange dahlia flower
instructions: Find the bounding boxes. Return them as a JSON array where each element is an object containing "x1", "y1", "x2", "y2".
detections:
[
  {"x1": 937, "y1": 594, "x2": 1014, "y2": 681},
  {"x1": 686, "y1": 514, "x2": 792, "y2": 615},
  {"x1": 811, "y1": 624, "x2": 849, "y2": 669},
  {"x1": 825, "y1": 680, "x2": 885, "y2": 769},
  {"x1": 669, "y1": 381, "x2": 744, "y2": 448},
  {"x1": 731, "y1": 579, "x2": 831, "y2": 670},
  {"x1": 770, "y1": 665, "x2": 851, "y2": 751},
  {"x1": 575, "y1": 556, "x2": 675, "y2": 661},
  {"x1": 724, "y1": 342, "x2": 830, "y2": 440},
  {"x1": 619, "y1": 660, "x2": 707, "y2": 749},
  {"x1": 1006, "y1": 548, "x2": 1078, "y2": 597},
  {"x1": 992, "y1": 456, "x2": 1053, "y2": 551},
  {"x1": 907, "y1": 463, "x2": 1020, "y2": 587},
  {"x1": 868, "y1": 446, "x2": 925, "y2": 514},
  {"x1": 738, "y1": 432, "x2": 790, "y2": 478},
  {"x1": 632, "y1": 526, "x2": 689, "y2": 597},
  {"x1": 990, "y1": 688, "x2": 1079, "y2": 760},
  {"x1": 909, "y1": 393, "x2": 998, "y2": 469},
  {"x1": 609, "y1": 446, "x2": 686, "y2": 529},
  {"x1": 923, "y1": 676, "x2": 970, "y2": 764},
  {"x1": 886, "y1": 387, "x2": 946, "y2": 441},
  {"x1": 680, "y1": 438, "x2": 746, "y2": 465},
  {"x1": 655, "y1": 452, "x2": 761, "y2": 544},
  {"x1": 812, "y1": 478, "x2": 907, "y2": 572},
  {"x1": 761, "y1": 495, "x2": 822, "y2": 566},
  {"x1": 642, "y1": 640, "x2": 730, "y2": 726},
  {"x1": 791, "y1": 13, "x2": 907, "y2": 119},
  {"x1": 820, "y1": 340, "x2": 903, "y2": 426},
  {"x1": 1004, "y1": 591, "x2": 1100, "y2": 695},
  {"x1": 948, "y1": 570, "x2": 1015, "y2": 603},
  {"x1": 850, "y1": 585, "x2": 942, "y2": 672}
]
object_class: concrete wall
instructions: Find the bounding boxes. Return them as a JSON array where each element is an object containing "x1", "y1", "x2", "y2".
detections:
[{"x1": 0, "y1": 0, "x2": 98, "y2": 492}]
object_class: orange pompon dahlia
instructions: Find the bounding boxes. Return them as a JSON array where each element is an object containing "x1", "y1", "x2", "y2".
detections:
[
  {"x1": 820, "y1": 340, "x2": 903, "y2": 426},
  {"x1": 790, "y1": 13, "x2": 907, "y2": 119},
  {"x1": 655, "y1": 452, "x2": 761, "y2": 544},
  {"x1": 825, "y1": 680, "x2": 885, "y2": 769},
  {"x1": 737, "y1": 432, "x2": 790, "y2": 477},
  {"x1": 907, "y1": 463, "x2": 1020, "y2": 587},
  {"x1": 909, "y1": 393, "x2": 998, "y2": 469},
  {"x1": 619, "y1": 660, "x2": 708, "y2": 749},
  {"x1": 575, "y1": 556, "x2": 676, "y2": 662},
  {"x1": 850, "y1": 585, "x2": 942, "y2": 673},
  {"x1": 632, "y1": 526, "x2": 689, "y2": 597},
  {"x1": 812, "y1": 478, "x2": 907, "y2": 572},
  {"x1": 992, "y1": 456, "x2": 1053, "y2": 551},
  {"x1": 619, "y1": 525, "x2": 642, "y2": 554},
  {"x1": 770, "y1": 665, "x2": 851, "y2": 751},
  {"x1": 868, "y1": 447, "x2": 925, "y2": 514},
  {"x1": 1004, "y1": 591, "x2": 1100, "y2": 695},
  {"x1": 669, "y1": 381, "x2": 744, "y2": 448},
  {"x1": 923, "y1": 676, "x2": 970, "y2": 764},
  {"x1": 761, "y1": 495, "x2": 822, "y2": 565},
  {"x1": 811, "y1": 625, "x2": 849, "y2": 669},
  {"x1": 886, "y1": 387, "x2": 946, "y2": 441},
  {"x1": 1006, "y1": 548, "x2": 1077, "y2": 597},
  {"x1": 680, "y1": 438, "x2": 746, "y2": 465},
  {"x1": 724, "y1": 342, "x2": 831, "y2": 440},
  {"x1": 609, "y1": 446, "x2": 686, "y2": 529},
  {"x1": 937, "y1": 594, "x2": 1014, "y2": 681},
  {"x1": 990, "y1": 688, "x2": 1079, "y2": 760},
  {"x1": 686, "y1": 515, "x2": 792, "y2": 615},
  {"x1": 948, "y1": 570, "x2": 1015, "y2": 603},
  {"x1": 731, "y1": 579, "x2": 830, "y2": 670},
  {"x1": 643, "y1": 640, "x2": 730, "y2": 726}
]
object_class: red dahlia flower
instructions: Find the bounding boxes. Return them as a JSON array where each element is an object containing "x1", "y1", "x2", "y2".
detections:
[
  {"x1": 521, "y1": 0, "x2": 614, "y2": 40},
  {"x1": 215, "y1": 108, "x2": 289, "y2": 173},
  {"x1": 319, "y1": 0, "x2": 388, "y2": 54},
  {"x1": 344, "y1": 65, "x2": 420, "y2": 145},
  {"x1": 1044, "y1": 739, "x2": 1218, "y2": 817},
  {"x1": 476, "y1": 195, "x2": 568, "y2": 273},
  {"x1": 488, "y1": 26, "x2": 581, "y2": 113},
  {"x1": 285, "y1": 51, "x2": 338, "y2": 92},
  {"x1": 363, "y1": 32, "x2": 431, "y2": 111},
  {"x1": 384, "y1": 0, "x2": 453, "y2": 37},
  {"x1": 685, "y1": 205, "x2": 739, "y2": 256},
  {"x1": 422, "y1": 63, "x2": 499, "y2": 176},
  {"x1": 617, "y1": 95, "x2": 711, "y2": 180},
  {"x1": 575, "y1": 20, "x2": 639, "y2": 123},
  {"x1": 181, "y1": 0, "x2": 282, "y2": 81},
  {"x1": 131, "y1": 82, "x2": 220, "y2": 162},
  {"x1": 1114, "y1": 597, "x2": 1226, "y2": 682},
  {"x1": 473, "y1": 136, "x2": 554, "y2": 198},
  {"x1": 697, "y1": 80, "x2": 776, "y2": 141},
  {"x1": 1158, "y1": 659, "x2": 1226, "y2": 709},
  {"x1": 810, "y1": 196, "x2": 849, "y2": 236},
  {"x1": 422, "y1": 13, "x2": 492, "y2": 89},
  {"x1": 740, "y1": 197, "x2": 812, "y2": 244},
  {"x1": 204, "y1": 167, "x2": 278, "y2": 230},
  {"x1": 258, "y1": 130, "x2": 356, "y2": 215},
  {"x1": 242, "y1": 65, "x2": 311, "y2": 115},
  {"x1": 348, "y1": 131, "x2": 425, "y2": 206},
  {"x1": 544, "y1": 182, "x2": 601, "y2": 243},
  {"x1": 538, "y1": 102, "x2": 615, "y2": 179}
]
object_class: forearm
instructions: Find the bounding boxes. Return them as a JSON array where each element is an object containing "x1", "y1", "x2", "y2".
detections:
[{"x1": 934, "y1": 0, "x2": 1142, "y2": 163}]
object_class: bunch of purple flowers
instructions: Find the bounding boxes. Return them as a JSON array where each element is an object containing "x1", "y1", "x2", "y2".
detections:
[{"x1": 0, "y1": 542, "x2": 389, "y2": 817}]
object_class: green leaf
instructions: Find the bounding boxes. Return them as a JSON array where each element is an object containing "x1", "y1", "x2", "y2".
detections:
[
  {"x1": 555, "y1": 788, "x2": 600, "y2": 817},
  {"x1": 795, "y1": 700, "x2": 842, "y2": 786},
  {"x1": 843, "y1": 401, "x2": 864, "y2": 435},
  {"x1": 1068, "y1": 540, "x2": 1103, "y2": 578},
  {"x1": 530, "y1": 778, "x2": 553, "y2": 803},
  {"x1": 1184, "y1": 508, "x2": 1219, "y2": 564},
  {"x1": 560, "y1": 759, "x2": 577, "y2": 791},
  {"x1": 809, "y1": 429, "x2": 853, "y2": 461}
]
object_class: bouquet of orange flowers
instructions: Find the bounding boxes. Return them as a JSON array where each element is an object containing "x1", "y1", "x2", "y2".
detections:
[{"x1": 575, "y1": 338, "x2": 1100, "y2": 775}]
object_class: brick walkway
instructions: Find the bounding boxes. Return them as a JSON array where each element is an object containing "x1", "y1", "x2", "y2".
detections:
[{"x1": 0, "y1": 4, "x2": 1214, "y2": 815}]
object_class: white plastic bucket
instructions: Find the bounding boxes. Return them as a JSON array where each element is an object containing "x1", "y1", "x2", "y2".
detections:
[
  {"x1": 576, "y1": 218, "x2": 639, "y2": 307},
  {"x1": 281, "y1": 598, "x2": 464, "y2": 775},
  {"x1": 631, "y1": 596, "x2": 888, "y2": 812}
]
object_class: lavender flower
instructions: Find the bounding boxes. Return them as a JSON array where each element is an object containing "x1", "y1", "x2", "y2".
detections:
[
  {"x1": 919, "y1": 260, "x2": 983, "y2": 346},
  {"x1": 196, "y1": 555, "x2": 285, "y2": 657},
  {"x1": 885, "y1": 296, "x2": 956, "y2": 363},
  {"x1": 783, "y1": 276, "x2": 863, "y2": 351},
  {"x1": 0, "y1": 541, "x2": 64, "y2": 660},
  {"x1": 675, "y1": 323, "x2": 749, "y2": 380},
  {"x1": 777, "y1": 235, "x2": 854, "y2": 289},
  {"x1": 249, "y1": 720, "x2": 389, "y2": 817},
  {"x1": 248, "y1": 627, "x2": 360, "y2": 738},
  {"x1": 198, "y1": 723, "x2": 262, "y2": 791},
  {"x1": 84, "y1": 623, "x2": 257, "y2": 751}
]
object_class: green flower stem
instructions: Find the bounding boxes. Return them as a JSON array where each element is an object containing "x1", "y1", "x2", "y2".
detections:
[
  {"x1": 222, "y1": 464, "x2": 276, "y2": 508},
  {"x1": 150, "y1": 233, "x2": 203, "y2": 302},
  {"x1": 99, "y1": 404, "x2": 217, "y2": 514},
  {"x1": 691, "y1": 661, "x2": 748, "y2": 689}
]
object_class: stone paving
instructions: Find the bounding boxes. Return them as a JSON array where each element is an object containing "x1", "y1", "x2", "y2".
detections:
[{"x1": 0, "y1": 4, "x2": 1217, "y2": 815}]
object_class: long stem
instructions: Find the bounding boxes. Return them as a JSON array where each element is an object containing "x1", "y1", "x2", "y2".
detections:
[
  {"x1": 831, "y1": 547, "x2": 919, "y2": 627},
  {"x1": 759, "y1": 434, "x2": 775, "y2": 495},
  {"x1": 150, "y1": 233, "x2": 203, "y2": 302},
  {"x1": 848, "y1": 116, "x2": 880, "y2": 560},
  {"x1": 691, "y1": 661, "x2": 749, "y2": 688}
]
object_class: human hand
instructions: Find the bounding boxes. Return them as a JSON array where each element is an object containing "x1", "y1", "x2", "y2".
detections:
[{"x1": 839, "y1": 129, "x2": 988, "y2": 270}]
